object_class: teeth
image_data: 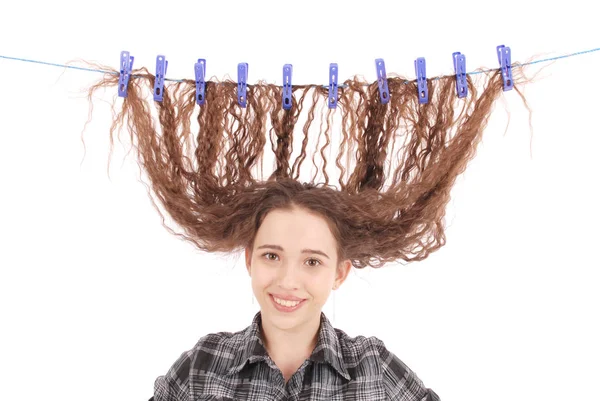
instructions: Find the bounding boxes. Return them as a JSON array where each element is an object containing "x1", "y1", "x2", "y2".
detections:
[{"x1": 274, "y1": 296, "x2": 301, "y2": 307}]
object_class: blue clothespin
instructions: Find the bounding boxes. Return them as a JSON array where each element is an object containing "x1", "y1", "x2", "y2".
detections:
[
  {"x1": 118, "y1": 51, "x2": 134, "y2": 98},
  {"x1": 282, "y1": 64, "x2": 293, "y2": 110},
  {"x1": 452, "y1": 52, "x2": 467, "y2": 98},
  {"x1": 195, "y1": 59, "x2": 206, "y2": 105},
  {"x1": 153, "y1": 55, "x2": 168, "y2": 102},
  {"x1": 497, "y1": 45, "x2": 513, "y2": 91},
  {"x1": 328, "y1": 63, "x2": 338, "y2": 109},
  {"x1": 238, "y1": 63, "x2": 248, "y2": 108},
  {"x1": 375, "y1": 58, "x2": 389, "y2": 104},
  {"x1": 414, "y1": 57, "x2": 428, "y2": 104}
]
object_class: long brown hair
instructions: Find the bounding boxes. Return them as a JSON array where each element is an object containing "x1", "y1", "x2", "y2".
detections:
[{"x1": 81, "y1": 62, "x2": 532, "y2": 269}]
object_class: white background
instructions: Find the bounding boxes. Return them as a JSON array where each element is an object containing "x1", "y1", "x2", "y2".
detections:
[{"x1": 1, "y1": 1, "x2": 599, "y2": 400}]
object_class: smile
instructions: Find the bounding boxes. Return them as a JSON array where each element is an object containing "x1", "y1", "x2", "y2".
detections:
[{"x1": 270, "y1": 294, "x2": 306, "y2": 312}]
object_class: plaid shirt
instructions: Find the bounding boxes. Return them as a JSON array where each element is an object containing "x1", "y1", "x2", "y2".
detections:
[{"x1": 151, "y1": 311, "x2": 440, "y2": 400}]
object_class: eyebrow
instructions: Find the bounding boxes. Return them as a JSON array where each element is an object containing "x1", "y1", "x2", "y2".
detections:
[{"x1": 256, "y1": 244, "x2": 330, "y2": 260}]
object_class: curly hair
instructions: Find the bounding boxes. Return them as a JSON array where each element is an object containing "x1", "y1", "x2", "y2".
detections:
[{"x1": 81, "y1": 61, "x2": 531, "y2": 269}]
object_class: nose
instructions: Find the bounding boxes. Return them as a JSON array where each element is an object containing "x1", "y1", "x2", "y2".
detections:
[{"x1": 277, "y1": 261, "x2": 302, "y2": 289}]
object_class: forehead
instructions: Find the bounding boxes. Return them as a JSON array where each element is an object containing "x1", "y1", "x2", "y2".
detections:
[{"x1": 256, "y1": 208, "x2": 335, "y2": 246}]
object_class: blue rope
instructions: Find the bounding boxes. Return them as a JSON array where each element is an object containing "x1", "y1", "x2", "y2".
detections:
[{"x1": 1, "y1": 47, "x2": 599, "y2": 89}]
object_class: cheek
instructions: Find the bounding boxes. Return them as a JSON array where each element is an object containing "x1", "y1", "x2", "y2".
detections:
[
  {"x1": 304, "y1": 275, "x2": 331, "y2": 295},
  {"x1": 251, "y1": 268, "x2": 273, "y2": 289},
  {"x1": 250, "y1": 265, "x2": 332, "y2": 293}
]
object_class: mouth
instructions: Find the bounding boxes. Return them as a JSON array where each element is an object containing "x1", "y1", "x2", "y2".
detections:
[{"x1": 270, "y1": 294, "x2": 307, "y2": 312}]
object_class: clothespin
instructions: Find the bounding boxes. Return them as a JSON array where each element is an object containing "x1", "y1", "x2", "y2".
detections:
[
  {"x1": 452, "y1": 52, "x2": 467, "y2": 98},
  {"x1": 118, "y1": 51, "x2": 134, "y2": 98},
  {"x1": 195, "y1": 59, "x2": 206, "y2": 105},
  {"x1": 282, "y1": 64, "x2": 293, "y2": 110},
  {"x1": 375, "y1": 58, "x2": 389, "y2": 104},
  {"x1": 414, "y1": 57, "x2": 428, "y2": 104},
  {"x1": 328, "y1": 63, "x2": 338, "y2": 109},
  {"x1": 496, "y1": 45, "x2": 513, "y2": 91},
  {"x1": 238, "y1": 63, "x2": 248, "y2": 108},
  {"x1": 153, "y1": 55, "x2": 168, "y2": 102}
]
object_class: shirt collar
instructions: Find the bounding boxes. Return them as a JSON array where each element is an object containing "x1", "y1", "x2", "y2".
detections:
[{"x1": 225, "y1": 310, "x2": 350, "y2": 381}]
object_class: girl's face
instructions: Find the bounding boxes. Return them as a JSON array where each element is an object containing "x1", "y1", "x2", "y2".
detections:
[{"x1": 245, "y1": 206, "x2": 350, "y2": 333}]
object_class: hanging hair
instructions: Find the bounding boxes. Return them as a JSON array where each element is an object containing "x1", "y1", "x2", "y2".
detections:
[{"x1": 81, "y1": 61, "x2": 532, "y2": 269}]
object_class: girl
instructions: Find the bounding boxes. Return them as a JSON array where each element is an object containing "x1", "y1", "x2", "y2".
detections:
[{"x1": 82, "y1": 56, "x2": 528, "y2": 399}]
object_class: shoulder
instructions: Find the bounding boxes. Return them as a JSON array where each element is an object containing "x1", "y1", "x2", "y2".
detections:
[
  {"x1": 371, "y1": 336, "x2": 441, "y2": 401},
  {"x1": 187, "y1": 329, "x2": 247, "y2": 373},
  {"x1": 336, "y1": 330, "x2": 440, "y2": 401},
  {"x1": 153, "y1": 330, "x2": 245, "y2": 400},
  {"x1": 334, "y1": 327, "x2": 383, "y2": 363}
]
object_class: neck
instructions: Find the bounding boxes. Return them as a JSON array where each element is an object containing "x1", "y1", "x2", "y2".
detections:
[{"x1": 260, "y1": 312, "x2": 321, "y2": 362}]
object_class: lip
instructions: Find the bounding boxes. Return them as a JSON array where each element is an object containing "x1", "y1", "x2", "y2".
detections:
[
  {"x1": 270, "y1": 294, "x2": 307, "y2": 312},
  {"x1": 270, "y1": 293, "x2": 306, "y2": 302}
]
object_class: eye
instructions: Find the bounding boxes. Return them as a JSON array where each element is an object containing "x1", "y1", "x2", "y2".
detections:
[
  {"x1": 306, "y1": 258, "x2": 322, "y2": 267},
  {"x1": 261, "y1": 252, "x2": 322, "y2": 266},
  {"x1": 263, "y1": 252, "x2": 278, "y2": 261}
]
